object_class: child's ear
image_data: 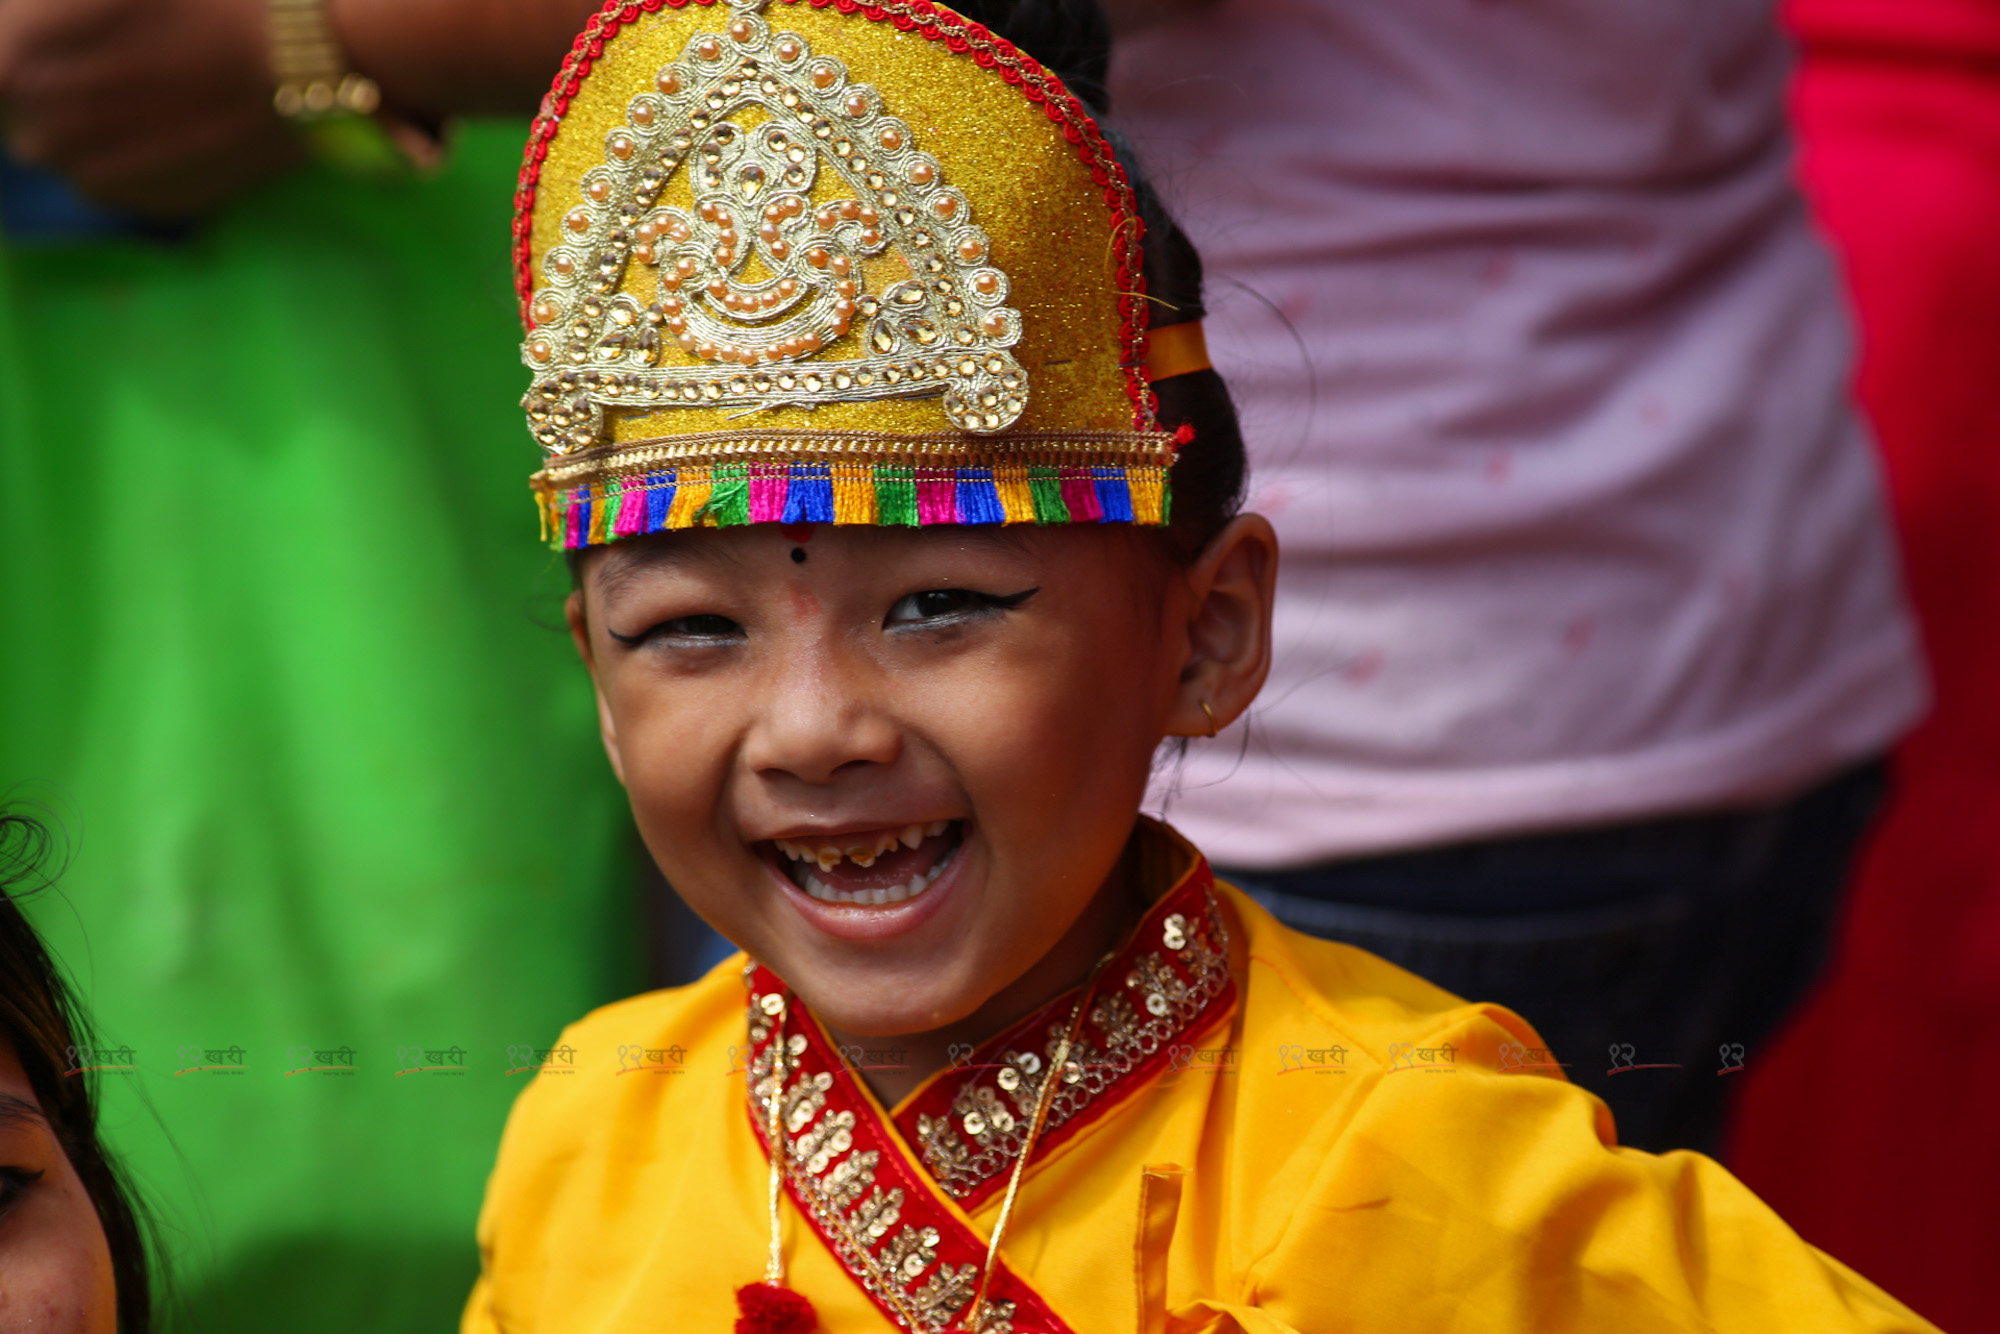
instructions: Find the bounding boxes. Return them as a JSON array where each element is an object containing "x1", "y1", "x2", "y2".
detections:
[
  {"x1": 1168, "y1": 514, "x2": 1278, "y2": 739},
  {"x1": 565, "y1": 589, "x2": 630, "y2": 787}
]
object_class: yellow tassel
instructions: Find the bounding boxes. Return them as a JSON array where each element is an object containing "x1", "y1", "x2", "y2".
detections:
[
  {"x1": 994, "y1": 466, "x2": 1036, "y2": 524},
  {"x1": 1130, "y1": 467, "x2": 1168, "y2": 525},
  {"x1": 832, "y1": 463, "x2": 877, "y2": 525},
  {"x1": 670, "y1": 467, "x2": 711, "y2": 529},
  {"x1": 587, "y1": 487, "x2": 612, "y2": 544},
  {"x1": 534, "y1": 489, "x2": 552, "y2": 544}
]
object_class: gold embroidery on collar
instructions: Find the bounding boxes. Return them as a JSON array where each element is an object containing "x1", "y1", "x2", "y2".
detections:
[{"x1": 910, "y1": 891, "x2": 1231, "y2": 1202}]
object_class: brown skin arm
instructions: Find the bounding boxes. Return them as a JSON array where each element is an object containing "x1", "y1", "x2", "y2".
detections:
[
  {"x1": 0, "y1": 0, "x2": 596, "y2": 220},
  {"x1": 333, "y1": 0, "x2": 603, "y2": 120}
]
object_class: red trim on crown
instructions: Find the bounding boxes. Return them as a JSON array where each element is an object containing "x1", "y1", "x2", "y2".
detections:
[{"x1": 511, "y1": 0, "x2": 1157, "y2": 429}]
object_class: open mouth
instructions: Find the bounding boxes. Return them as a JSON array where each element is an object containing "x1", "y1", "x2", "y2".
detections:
[{"x1": 771, "y1": 820, "x2": 963, "y2": 907}]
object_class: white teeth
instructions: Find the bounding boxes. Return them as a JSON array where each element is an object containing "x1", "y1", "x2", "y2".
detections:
[
  {"x1": 926, "y1": 820, "x2": 947, "y2": 837},
  {"x1": 900, "y1": 823, "x2": 924, "y2": 850},
  {"x1": 797, "y1": 837, "x2": 960, "y2": 907}
]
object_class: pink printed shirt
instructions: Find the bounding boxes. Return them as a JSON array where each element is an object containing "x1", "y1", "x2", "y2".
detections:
[{"x1": 1115, "y1": 0, "x2": 1925, "y2": 865}]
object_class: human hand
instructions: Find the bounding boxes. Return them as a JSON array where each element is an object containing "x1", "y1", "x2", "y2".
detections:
[{"x1": 0, "y1": 0, "x2": 303, "y2": 219}]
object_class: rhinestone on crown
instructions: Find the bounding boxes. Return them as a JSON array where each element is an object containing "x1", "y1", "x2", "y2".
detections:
[{"x1": 524, "y1": 0, "x2": 1028, "y2": 456}]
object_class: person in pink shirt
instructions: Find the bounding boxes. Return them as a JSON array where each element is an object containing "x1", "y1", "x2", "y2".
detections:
[{"x1": 1108, "y1": 0, "x2": 1925, "y2": 1155}]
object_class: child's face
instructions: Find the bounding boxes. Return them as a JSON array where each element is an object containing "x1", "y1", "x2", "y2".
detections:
[
  {"x1": 571, "y1": 519, "x2": 1268, "y2": 1039},
  {"x1": 0, "y1": 1037, "x2": 115, "y2": 1334}
]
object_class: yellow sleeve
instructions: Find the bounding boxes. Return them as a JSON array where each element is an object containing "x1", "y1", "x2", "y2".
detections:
[
  {"x1": 460, "y1": 1274, "x2": 499, "y2": 1334},
  {"x1": 1232, "y1": 1011, "x2": 1938, "y2": 1333}
]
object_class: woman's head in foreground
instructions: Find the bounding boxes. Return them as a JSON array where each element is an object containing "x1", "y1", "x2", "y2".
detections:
[
  {"x1": 0, "y1": 811, "x2": 150, "y2": 1333},
  {"x1": 526, "y1": 0, "x2": 1273, "y2": 1038}
]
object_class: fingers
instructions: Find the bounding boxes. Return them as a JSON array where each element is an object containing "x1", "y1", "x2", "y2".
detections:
[
  {"x1": 0, "y1": 0, "x2": 292, "y2": 217},
  {"x1": 61, "y1": 108, "x2": 304, "y2": 218}
]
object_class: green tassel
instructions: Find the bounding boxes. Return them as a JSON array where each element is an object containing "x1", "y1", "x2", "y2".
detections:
[
  {"x1": 700, "y1": 464, "x2": 751, "y2": 527},
  {"x1": 875, "y1": 466, "x2": 918, "y2": 527},
  {"x1": 1029, "y1": 467, "x2": 1068, "y2": 524}
]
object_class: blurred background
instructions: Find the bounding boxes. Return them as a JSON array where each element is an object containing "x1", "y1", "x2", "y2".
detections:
[{"x1": 2, "y1": 0, "x2": 1995, "y2": 1330}]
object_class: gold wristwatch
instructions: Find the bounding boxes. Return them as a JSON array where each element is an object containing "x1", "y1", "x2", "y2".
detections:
[{"x1": 267, "y1": 0, "x2": 436, "y2": 179}]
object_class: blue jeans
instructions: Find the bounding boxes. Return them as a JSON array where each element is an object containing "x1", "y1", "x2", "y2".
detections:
[{"x1": 1222, "y1": 760, "x2": 1888, "y2": 1157}]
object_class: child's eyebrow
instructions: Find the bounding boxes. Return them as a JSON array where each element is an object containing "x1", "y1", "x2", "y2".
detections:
[
  {"x1": 0, "y1": 1093, "x2": 48, "y2": 1132},
  {"x1": 591, "y1": 537, "x2": 743, "y2": 599}
]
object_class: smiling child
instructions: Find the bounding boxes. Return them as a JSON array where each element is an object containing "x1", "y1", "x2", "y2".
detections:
[{"x1": 463, "y1": 1, "x2": 1938, "y2": 1331}]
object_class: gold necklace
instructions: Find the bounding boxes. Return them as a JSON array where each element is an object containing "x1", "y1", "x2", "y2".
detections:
[{"x1": 963, "y1": 971, "x2": 1100, "y2": 1331}]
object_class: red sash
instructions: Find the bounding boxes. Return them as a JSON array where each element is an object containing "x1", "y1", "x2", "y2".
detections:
[{"x1": 742, "y1": 849, "x2": 1236, "y2": 1332}]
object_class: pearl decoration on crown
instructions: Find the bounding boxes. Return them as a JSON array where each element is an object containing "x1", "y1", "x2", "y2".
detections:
[{"x1": 523, "y1": 0, "x2": 1027, "y2": 456}]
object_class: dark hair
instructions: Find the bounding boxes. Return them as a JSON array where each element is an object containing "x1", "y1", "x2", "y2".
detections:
[
  {"x1": 0, "y1": 811, "x2": 154, "y2": 1334},
  {"x1": 950, "y1": 0, "x2": 1249, "y2": 559}
]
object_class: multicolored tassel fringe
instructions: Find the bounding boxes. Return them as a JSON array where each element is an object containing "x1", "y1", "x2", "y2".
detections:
[{"x1": 537, "y1": 462, "x2": 1171, "y2": 550}]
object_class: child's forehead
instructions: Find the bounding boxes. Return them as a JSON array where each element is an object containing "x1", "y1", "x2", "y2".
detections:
[{"x1": 584, "y1": 522, "x2": 1045, "y2": 587}]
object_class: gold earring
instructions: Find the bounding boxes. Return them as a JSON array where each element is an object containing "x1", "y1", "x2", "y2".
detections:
[{"x1": 1199, "y1": 700, "x2": 1218, "y2": 738}]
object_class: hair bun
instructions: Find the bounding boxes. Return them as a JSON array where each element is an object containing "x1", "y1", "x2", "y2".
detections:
[{"x1": 946, "y1": 0, "x2": 1114, "y2": 110}]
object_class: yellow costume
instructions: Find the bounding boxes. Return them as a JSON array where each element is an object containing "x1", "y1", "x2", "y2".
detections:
[
  {"x1": 465, "y1": 822, "x2": 1934, "y2": 1333},
  {"x1": 470, "y1": 3, "x2": 1937, "y2": 1328}
]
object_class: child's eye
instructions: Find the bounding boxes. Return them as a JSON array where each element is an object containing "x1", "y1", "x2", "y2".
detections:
[
  {"x1": 885, "y1": 587, "x2": 1039, "y2": 627},
  {"x1": 607, "y1": 614, "x2": 744, "y2": 646},
  {"x1": 0, "y1": 1167, "x2": 44, "y2": 1220}
]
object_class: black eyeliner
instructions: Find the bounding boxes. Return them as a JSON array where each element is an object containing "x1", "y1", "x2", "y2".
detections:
[{"x1": 986, "y1": 586, "x2": 1040, "y2": 610}]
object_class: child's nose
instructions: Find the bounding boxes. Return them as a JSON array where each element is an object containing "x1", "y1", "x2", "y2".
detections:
[{"x1": 743, "y1": 659, "x2": 901, "y2": 785}]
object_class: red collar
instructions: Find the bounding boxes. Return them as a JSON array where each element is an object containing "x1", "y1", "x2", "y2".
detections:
[{"x1": 741, "y1": 830, "x2": 1236, "y2": 1331}]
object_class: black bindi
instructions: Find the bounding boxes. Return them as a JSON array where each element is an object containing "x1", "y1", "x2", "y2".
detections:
[{"x1": 790, "y1": 547, "x2": 807, "y2": 564}]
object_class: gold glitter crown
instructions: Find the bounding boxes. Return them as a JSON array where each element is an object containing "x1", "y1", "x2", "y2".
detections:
[{"x1": 515, "y1": 0, "x2": 1176, "y2": 547}]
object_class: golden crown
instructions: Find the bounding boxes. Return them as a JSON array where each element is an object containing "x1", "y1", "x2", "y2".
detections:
[{"x1": 515, "y1": 0, "x2": 1180, "y2": 546}]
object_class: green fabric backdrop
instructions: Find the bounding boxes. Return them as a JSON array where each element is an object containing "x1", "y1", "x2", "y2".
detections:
[{"x1": 0, "y1": 123, "x2": 636, "y2": 1329}]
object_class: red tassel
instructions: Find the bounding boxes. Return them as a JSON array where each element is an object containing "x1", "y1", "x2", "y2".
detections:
[
  {"x1": 1173, "y1": 422, "x2": 1197, "y2": 450},
  {"x1": 734, "y1": 1282, "x2": 817, "y2": 1334}
]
